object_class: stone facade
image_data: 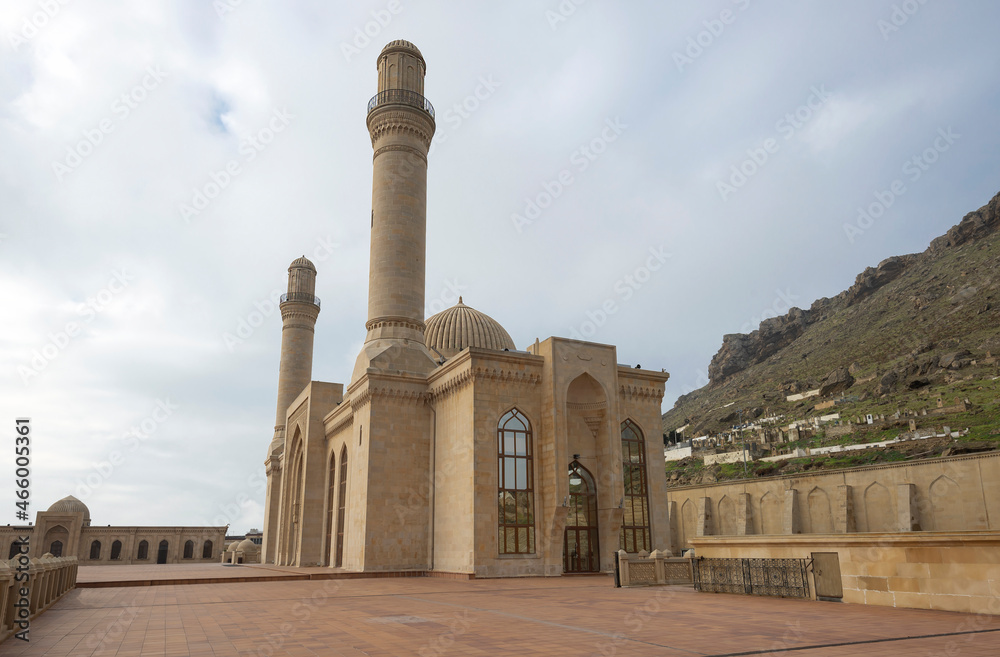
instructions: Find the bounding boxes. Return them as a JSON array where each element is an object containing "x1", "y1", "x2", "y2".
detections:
[
  {"x1": 263, "y1": 41, "x2": 671, "y2": 576},
  {"x1": 668, "y1": 451, "x2": 1000, "y2": 551},
  {"x1": 4, "y1": 496, "x2": 226, "y2": 566}
]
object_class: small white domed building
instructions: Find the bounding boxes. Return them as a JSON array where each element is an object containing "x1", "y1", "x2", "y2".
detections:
[
  {"x1": 262, "y1": 40, "x2": 671, "y2": 577},
  {"x1": 1, "y1": 495, "x2": 226, "y2": 565}
]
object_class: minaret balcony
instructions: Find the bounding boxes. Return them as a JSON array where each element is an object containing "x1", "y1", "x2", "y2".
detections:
[
  {"x1": 280, "y1": 292, "x2": 321, "y2": 308},
  {"x1": 367, "y1": 89, "x2": 435, "y2": 119}
]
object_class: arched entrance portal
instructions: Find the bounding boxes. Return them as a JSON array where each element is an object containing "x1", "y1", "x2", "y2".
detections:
[{"x1": 564, "y1": 461, "x2": 600, "y2": 573}]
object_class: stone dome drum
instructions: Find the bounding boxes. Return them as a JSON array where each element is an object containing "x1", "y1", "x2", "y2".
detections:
[{"x1": 424, "y1": 298, "x2": 516, "y2": 359}]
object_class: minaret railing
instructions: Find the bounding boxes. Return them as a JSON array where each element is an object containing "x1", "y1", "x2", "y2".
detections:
[{"x1": 367, "y1": 89, "x2": 435, "y2": 118}]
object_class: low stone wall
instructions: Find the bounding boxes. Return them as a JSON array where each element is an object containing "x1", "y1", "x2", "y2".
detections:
[
  {"x1": 690, "y1": 532, "x2": 1000, "y2": 615},
  {"x1": 617, "y1": 550, "x2": 693, "y2": 587},
  {"x1": 703, "y1": 450, "x2": 751, "y2": 466},
  {"x1": 665, "y1": 446, "x2": 693, "y2": 462},
  {"x1": 667, "y1": 451, "x2": 1000, "y2": 550},
  {"x1": 0, "y1": 556, "x2": 78, "y2": 642}
]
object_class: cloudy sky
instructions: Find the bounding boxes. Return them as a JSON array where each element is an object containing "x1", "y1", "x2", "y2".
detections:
[{"x1": 2, "y1": 1, "x2": 998, "y2": 531}]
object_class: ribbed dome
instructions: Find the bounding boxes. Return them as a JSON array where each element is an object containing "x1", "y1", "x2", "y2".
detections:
[
  {"x1": 380, "y1": 39, "x2": 423, "y2": 59},
  {"x1": 289, "y1": 256, "x2": 316, "y2": 272},
  {"x1": 425, "y1": 298, "x2": 516, "y2": 359},
  {"x1": 47, "y1": 495, "x2": 91, "y2": 520}
]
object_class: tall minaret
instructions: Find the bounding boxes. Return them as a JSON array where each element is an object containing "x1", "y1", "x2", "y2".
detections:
[
  {"x1": 353, "y1": 40, "x2": 438, "y2": 380},
  {"x1": 263, "y1": 256, "x2": 319, "y2": 563}
]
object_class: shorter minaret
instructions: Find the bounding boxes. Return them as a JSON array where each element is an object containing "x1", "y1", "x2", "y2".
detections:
[{"x1": 263, "y1": 256, "x2": 320, "y2": 563}]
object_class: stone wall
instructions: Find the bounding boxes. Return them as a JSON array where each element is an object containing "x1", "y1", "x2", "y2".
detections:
[
  {"x1": 690, "y1": 533, "x2": 1000, "y2": 614},
  {"x1": 667, "y1": 451, "x2": 1000, "y2": 550}
]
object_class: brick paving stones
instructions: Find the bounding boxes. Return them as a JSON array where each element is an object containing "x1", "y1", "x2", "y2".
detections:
[{"x1": 5, "y1": 567, "x2": 999, "y2": 656}]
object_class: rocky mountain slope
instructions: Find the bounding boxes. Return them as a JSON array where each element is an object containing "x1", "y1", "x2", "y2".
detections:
[{"x1": 664, "y1": 190, "x2": 1000, "y2": 437}]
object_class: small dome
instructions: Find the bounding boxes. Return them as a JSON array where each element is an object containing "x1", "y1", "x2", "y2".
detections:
[
  {"x1": 289, "y1": 256, "x2": 316, "y2": 272},
  {"x1": 237, "y1": 539, "x2": 259, "y2": 553},
  {"x1": 47, "y1": 495, "x2": 90, "y2": 520},
  {"x1": 380, "y1": 39, "x2": 423, "y2": 59},
  {"x1": 425, "y1": 298, "x2": 516, "y2": 359}
]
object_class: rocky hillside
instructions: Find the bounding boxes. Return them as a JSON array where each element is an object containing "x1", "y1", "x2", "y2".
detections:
[{"x1": 664, "y1": 190, "x2": 1000, "y2": 437}]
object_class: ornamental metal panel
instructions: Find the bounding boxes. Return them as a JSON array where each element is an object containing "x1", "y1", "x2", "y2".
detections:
[{"x1": 693, "y1": 557, "x2": 810, "y2": 599}]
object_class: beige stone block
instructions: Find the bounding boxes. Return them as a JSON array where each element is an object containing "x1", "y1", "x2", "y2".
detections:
[
  {"x1": 863, "y1": 589, "x2": 895, "y2": 606},
  {"x1": 891, "y1": 591, "x2": 932, "y2": 610},
  {"x1": 858, "y1": 576, "x2": 889, "y2": 592},
  {"x1": 842, "y1": 588, "x2": 865, "y2": 605},
  {"x1": 838, "y1": 561, "x2": 863, "y2": 576},
  {"x1": 904, "y1": 547, "x2": 943, "y2": 563},
  {"x1": 841, "y1": 575, "x2": 859, "y2": 589},
  {"x1": 887, "y1": 576, "x2": 921, "y2": 593},
  {"x1": 927, "y1": 594, "x2": 974, "y2": 614},
  {"x1": 861, "y1": 561, "x2": 899, "y2": 577},
  {"x1": 895, "y1": 562, "x2": 930, "y2": 578}
]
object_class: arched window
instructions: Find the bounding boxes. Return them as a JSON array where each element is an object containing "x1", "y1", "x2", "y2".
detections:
[
  {"x1": 110, "y1": 540, "x2": 123, "y2": 560},
  {"x1": 497, "y1": 409, "x2": 535, "y2": 554},
  {"x1": 335, "y1": 446, "x2": 348, "y2": 567},
  {"x1": 8, "y1": 542, "x2": 24, "y2": 560},
  {"x1": 50, "y1": 540, "x2": 63, "y2": 557},
  {"x1": 325, "y1": 451, "x2": 337, "y2": 566},
  {"x1": 620, "y1": 419, "x2": 651, "y2": 553},
  {"x1": 137, "y1": 540, "x2": 149, "y2": 560},
  {"x1": 202, "y1": 540, "x2": 213, "y2": 559},
  {"x1": 183, "y1": 540, "x2": 194, "y2": 559},
  {"x1": 157, "y1": 540, "x2": 169, "y2": 564},
  {"x1": 90, "y1": 540, "x2": 102, "y2": 560}
]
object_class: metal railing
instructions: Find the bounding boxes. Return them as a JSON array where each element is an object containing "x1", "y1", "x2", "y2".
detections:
[
  {"x1": 279, "y1": 292, "x2": 320, "y2": 308},
  {"x1": 367, "y1": 89, "x2": 435, "y2": 118},
  {"x1": 693, "y1": 557, "x2": 810, "y2": 599}
]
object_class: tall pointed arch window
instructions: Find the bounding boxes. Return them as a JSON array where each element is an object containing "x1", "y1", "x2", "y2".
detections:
[
  {"x1": 335, "y1": 446, "x2": 348, "y2": 567},
  {"x1": 325, "y1": 451, "x2": 337, "y2": 566},
  {"x1": 137, "y1": 540, "x2": 149, "y2": 560},
  {"x1": 498, "y1": 409, "x2": 535, "y2": 554},
  {"x1": 620, "y1": 419, "x2": 651, "y2": 553},
  {"x1": 89, "y1": 540, "x2": 102, "y2": 560}
]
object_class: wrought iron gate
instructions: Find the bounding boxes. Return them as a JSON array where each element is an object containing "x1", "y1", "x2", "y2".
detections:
[{"x1": 693, "y1": 558, "x2": 810, "y2": 599}]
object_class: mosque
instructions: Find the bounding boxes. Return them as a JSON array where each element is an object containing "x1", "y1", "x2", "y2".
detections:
[{"x1": 263, "y1": 40, "x2": 671, "y2": 577}]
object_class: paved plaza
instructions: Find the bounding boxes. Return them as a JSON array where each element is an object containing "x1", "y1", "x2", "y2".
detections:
[{"x1": 4, "y1": 565, "x2": 1000, "y2": 656}]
